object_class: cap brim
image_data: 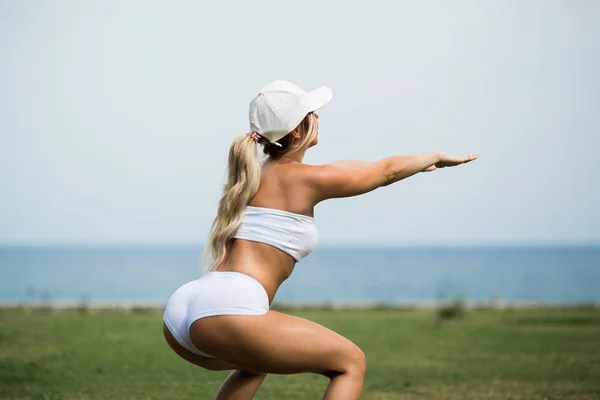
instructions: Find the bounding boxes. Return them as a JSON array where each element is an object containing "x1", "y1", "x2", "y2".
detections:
[{"x1": 302, "y1": 86, "x2": 333, "y2": 112}]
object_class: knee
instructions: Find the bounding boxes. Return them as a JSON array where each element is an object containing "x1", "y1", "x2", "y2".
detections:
[
  {"x1": 344, "y1": 345, "x2": 367, "y2": 377},
  {"x1": 319, "y1": 345, "x2": 366, "y2": 379}
]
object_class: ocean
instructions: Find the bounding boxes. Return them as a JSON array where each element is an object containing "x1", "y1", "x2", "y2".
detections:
[{"x1": 1, "y1": 245, "x2": 599, "y2": 306}]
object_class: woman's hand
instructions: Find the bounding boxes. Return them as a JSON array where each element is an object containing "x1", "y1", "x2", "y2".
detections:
[{"x1": 423, "y1": 152, "x2": 478, "y2": 172}]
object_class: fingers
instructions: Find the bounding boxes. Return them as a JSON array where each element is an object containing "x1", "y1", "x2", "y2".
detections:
[
  {"x1": 446, "y1": 153, "x2": 478, "y2": 167},
  {"x1": 439, "y1": 152, "x2": 478, "y2": 168},
  {"x1": 462, "y1": 153, "x2": 478, "y2": 163}
]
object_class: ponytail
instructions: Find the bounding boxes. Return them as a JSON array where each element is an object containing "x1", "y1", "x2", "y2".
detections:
[{"x1": 202, "y1": 135, "x2": 262, "y2": 272}]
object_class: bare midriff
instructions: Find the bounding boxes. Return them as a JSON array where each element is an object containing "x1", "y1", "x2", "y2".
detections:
[{"x1": 215, "y1": 239, "x2": 296, "y2": 305}]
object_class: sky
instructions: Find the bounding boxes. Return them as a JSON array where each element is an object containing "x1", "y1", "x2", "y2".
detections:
[{"x1": 1, "y1": 1, "x2": 599, "y2": 246}]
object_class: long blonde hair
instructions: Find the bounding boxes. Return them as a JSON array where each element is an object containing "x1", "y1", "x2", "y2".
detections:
[{"x1": 202, "y1": 112, "x2": 318, "y2": 272}]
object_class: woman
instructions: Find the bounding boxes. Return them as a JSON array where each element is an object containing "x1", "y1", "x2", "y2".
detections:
[{"x1": 163, "y1": 80, "x2": 478, "y2": 400}]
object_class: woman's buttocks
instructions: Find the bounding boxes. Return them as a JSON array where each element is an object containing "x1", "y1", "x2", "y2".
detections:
[
  {"x1": 189, "y1": 272, "x2": 270, "y2": 316},
  {"x1": 163, "y1": 271, "x2": 270, "y2": 356}
]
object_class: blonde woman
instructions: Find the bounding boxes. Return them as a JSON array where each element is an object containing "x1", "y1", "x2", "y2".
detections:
[{"x1": 163, "y1": 80, "x2": 478, "y2": 400}]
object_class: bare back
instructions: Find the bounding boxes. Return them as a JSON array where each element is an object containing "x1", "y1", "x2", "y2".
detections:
[{"x1": 215, "y1": 159, "x2": 317, "y2": 303}]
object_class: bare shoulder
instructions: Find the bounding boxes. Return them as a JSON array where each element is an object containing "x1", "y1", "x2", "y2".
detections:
[
  {"x1": 295, "y1": 162, "x2": 388, "y2": 203},
  {"x1": 286, "y1": 163, "x2": 352, "y2": 186}
]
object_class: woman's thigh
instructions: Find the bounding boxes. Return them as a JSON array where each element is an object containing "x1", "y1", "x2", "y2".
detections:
[
  {"x1": 162, "y1": 323, "x2": 239, "y2": 371},
  {"x1": 189, "y1": 310, "x2": 366, "y2": 375}
]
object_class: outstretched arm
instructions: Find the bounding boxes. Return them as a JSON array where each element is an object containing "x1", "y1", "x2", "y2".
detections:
[
  {"x1": 306, "y1": 152, "x2": 478, "y2": 202},
  {"x1": 332, "y1": 159, "x2": 438, "y2": 173},
  {"x1": 329, "y1": 160, "x2": 374, "y2": 170}
]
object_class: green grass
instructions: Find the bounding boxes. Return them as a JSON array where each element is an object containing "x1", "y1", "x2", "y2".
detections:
[{"x1": 1, "y1": 307, "x2": 600, "y2": 399}]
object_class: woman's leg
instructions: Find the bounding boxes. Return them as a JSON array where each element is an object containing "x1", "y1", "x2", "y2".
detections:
[
  {"x1": 163, "y1": 323, "x2": 238, "y2": 371},
  {"x1": 164, "y1": 323, "x2": 268, "y2": 399},
  {"x1": 189, "y1": 310, "x2": 366, "y2": 400},
  {"x1": 215, "y1": 370, "x2": 267, "y2": 400}
]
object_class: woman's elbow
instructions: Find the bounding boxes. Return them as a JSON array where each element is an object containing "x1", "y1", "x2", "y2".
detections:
[{"x1": 380, "y1": 160, "x2": 396, "y2": 186}]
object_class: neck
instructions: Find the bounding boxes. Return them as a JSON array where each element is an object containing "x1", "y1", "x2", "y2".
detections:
[
  {"x1": 271, "y1": 149, "x2": 306, "y2": 164},
  {"x1": 286, "y1": 149, "x2": 306, "y2": 163}
]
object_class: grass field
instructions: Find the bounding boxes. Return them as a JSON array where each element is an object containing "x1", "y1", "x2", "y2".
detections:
[{"x1": 1, "y1": 306, "x2": 599, "y2": 400}]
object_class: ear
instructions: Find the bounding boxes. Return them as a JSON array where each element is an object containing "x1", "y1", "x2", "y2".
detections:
[{"x1": 291, "y1": 129, "x2": 302, "y2": 139}]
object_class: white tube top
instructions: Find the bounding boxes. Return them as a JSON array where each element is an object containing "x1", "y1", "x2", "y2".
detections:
[{"x1": 232, "y1": 206, "x2": 318, "y2": 261}]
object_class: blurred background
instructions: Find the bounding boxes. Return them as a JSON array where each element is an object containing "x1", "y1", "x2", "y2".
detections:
[{"x1": 1, "y1": 0, "x2": 599, "y2": 308}]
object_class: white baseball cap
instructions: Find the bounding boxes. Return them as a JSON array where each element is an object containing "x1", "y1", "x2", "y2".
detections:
[{"x1": 249, "y1": 80, "x2": 333, "y2": 146}]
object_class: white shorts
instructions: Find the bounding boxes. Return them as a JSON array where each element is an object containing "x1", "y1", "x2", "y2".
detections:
[{"x1": 163, "y1": 271, "x2": 270, "y2": 358}]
